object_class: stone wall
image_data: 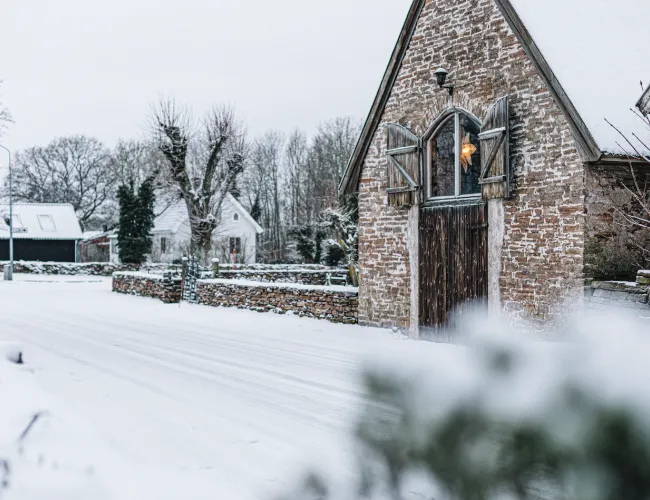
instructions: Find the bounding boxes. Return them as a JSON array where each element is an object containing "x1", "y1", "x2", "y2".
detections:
[
  {"x1": 112, "y1": 272, "x2": 182, "y2": 304},
  {"x1": 585, "y1": 164, "x2": 650, "y2": 280},
  {"x1": 215, "y1": 269, "x2": 349, "y2": 286},
  {"x1": 357, "y1": 0, "x2": 584, "y2": 328},
  {"x1": 196, "y1": 280, "x2": 358, "y2": 324},
  {"x1": 585, "y1": 271, "x2": 650, "y2": 315},
  {"x1": 110, "y1": 273, "x2": 358, "y2": 324},
  {"x1": 3, "y1": 261, "x2": 179, "y2": 276}
]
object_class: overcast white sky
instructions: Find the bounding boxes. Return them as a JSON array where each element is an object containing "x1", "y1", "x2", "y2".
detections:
[{"x1": 0, "y1": 0, "x2": 411, "y2": 154}]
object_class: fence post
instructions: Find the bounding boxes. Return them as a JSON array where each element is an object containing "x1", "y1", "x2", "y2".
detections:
[{"x1": 212, "y1": 258, "x2": 220, "y2": 278}]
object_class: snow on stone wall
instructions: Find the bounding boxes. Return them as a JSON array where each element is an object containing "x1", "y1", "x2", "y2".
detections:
[
  {"x1": 4, "y1": 261, "x2": 349, "y2": 285},
  {"x1": 196, "y1": 280, "x2": 358, "y2": 324},
  {"x1": 2, "y1": 261, "x2": 176, "y2": 277},
  {"x1": 585, "y1": 271, "x2": 650, "y2": 316},
  {"x1": 110, "y1": 272, "x2": 358, "y2": 324},
  {"x1": 215, "y1": 269, "x2": 349, "y2": 286},
  {"x1": 112, "y1": 272, "x2": 181, "y2": 304}
]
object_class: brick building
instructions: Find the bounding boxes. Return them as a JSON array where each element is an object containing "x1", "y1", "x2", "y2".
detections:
[{"x1": 339, "y1": 0, "x2": 649, "y2": 335}]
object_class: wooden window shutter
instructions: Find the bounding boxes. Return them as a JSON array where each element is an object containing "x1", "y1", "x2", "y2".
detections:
[
  {"x1": 478, "y1": 96, "x2": 510, "y2": 199},
  {"x1": 385, "y1": 123, "x2": 421, "y2": 207}
]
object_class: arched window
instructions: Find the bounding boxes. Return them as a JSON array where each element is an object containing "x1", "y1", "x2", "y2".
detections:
[
  {"x1": 233, "y1": 213, "x2": 239, "y2": 221},
  {"x1": 426, "y1": 111, "x2": 481, "y2": 199}
]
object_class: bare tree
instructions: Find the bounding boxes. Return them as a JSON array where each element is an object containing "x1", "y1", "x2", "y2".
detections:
[
  {"x1": 593, "y1": 107, "x2": 650, "y2": 274},
  {"x1": 112, "y1": 139, "x2": 165, "y2": 189},
  {"x1": 303, "y1": 117, "x2": 359, "y2": 225},
  {"x1": 284, "y1": 130, "x2": 308, "y2": 227},
  {"x1": 151, "y1": 98, "x2": 247, "y2": 264},
  {"x1": 239, "y1": 118, "x2": 359, "y2": 264},
  {"x1": 243, "y1": 132, "x2": 286, "y2": 262},
  {"x1": 10, "y1": 136, "x2": 114, "y2": 230},
  {"x1": 0, "y1": 80, "x2": 12, "y2": 138}
]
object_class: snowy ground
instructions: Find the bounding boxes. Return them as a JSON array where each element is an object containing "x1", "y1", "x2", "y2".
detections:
[
  {"x1": 11, "y1": 273, "x2": 110, "y2": 283},
  {"x1": 0, "y1": 278, "x2": 447, "y2": 499}
]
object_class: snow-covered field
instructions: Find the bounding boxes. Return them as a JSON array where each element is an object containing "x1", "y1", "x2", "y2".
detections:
[{"x1": 0, "y1": 278, "x2": 445, "y2": 499}]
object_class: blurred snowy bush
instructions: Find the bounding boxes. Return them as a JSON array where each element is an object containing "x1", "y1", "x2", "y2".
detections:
[{"x1": 280, "y1": 310, "x2": 650, "y2": 500}]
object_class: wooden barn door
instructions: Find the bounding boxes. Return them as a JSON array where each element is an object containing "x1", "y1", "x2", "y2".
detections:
[{"x1": 419, "y1": 202, "x2": 488, "y2": 339}]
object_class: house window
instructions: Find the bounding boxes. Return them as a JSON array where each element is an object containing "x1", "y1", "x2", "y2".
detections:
[
  {"x1": 160, "y1": 237, "x2": 167, "y2": 254},
  {"x1": 230, "y1": 237, "x2": 241, "y2": 254},
  {"x1": 111, "y1": 240, "x2": 118, "y2": 255},
  {"x1": 38, "y1": 214, "x2": 56, "y2": 231},
  {"x1": 2, "y1": 213, "x2": 23, "y2": 229},
  {"x1": 233, "y1": 213, "x2": 239, "y2": 221},
  {"x1": 427, "y1": 111, "x2": 481, "y2": 199}
]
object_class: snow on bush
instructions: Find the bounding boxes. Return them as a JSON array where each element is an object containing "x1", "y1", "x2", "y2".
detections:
[
  {"x1": 279, "y1": 310, "x2": 650, "y2": 500},
  {"x1": 0, "y1": 343, "x2": 23, "y2": 365}
]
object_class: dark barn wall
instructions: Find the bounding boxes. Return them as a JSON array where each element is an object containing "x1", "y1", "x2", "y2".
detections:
[
  {"x1": 0, "y1": 239, "x2": 77, "y2": 263},
  {"x1": 585, "y1": 163, "x2": 650, "y2": 280}
]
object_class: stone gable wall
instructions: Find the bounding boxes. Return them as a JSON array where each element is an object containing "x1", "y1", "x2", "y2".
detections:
[{"x1": 357, "y1": 0, "x2": 585, "y2": 328}]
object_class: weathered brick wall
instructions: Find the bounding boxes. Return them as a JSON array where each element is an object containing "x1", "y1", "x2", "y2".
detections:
[
  {"x1": 358, "y1": 0, "x2": 585, "y2": 328},
  {"x1": 216, "y1": 269, "x2": 349, "y2": 286},
  {"x1": 112, "y1": 272, "x2": 182, "y2": 303},
  {"x1": 196, "y1": 280, "x2": 358, "y2": 324},
  {"x1": 585, "y1": 164, "x2": 650, "y2": 280}
]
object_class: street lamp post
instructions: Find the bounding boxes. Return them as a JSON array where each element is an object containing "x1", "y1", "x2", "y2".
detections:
[{"x1": 0, "y1": 144, "x2": 12, "y2": 281}]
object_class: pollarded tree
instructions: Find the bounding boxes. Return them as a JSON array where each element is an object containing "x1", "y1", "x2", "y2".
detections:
[
  {"x1": 151, "y1": 98, "x2": 247, "y2": 264},
  {"x1": 11, "y1": 136, "x2": 114, "y2": 230}
]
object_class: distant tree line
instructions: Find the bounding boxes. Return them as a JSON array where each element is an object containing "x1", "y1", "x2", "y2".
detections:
[
  {"x1": 242, "y1": 117, "x2": 359, "y2": 264},
  {"x1": 3, "y1": 95, "x2": 360, "y2": 267}
]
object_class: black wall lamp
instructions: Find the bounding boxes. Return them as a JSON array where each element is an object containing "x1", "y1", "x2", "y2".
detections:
[{"x1": 434, "y1": 67, "x2": 455, "y2": 96}]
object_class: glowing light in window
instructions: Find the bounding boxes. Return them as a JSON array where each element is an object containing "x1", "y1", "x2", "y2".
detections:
[{"x1": 460, "y1": 133, "x2": 477, "y2": 172}]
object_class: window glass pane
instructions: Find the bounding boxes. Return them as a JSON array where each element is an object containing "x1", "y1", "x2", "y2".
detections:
[
  {"x1": 459, "y1": 114, "x2": 481, "y2": 195},
  {"x1": 2, "y1": 214, "x2": 23, "y2": 229},
  {"x1": 429, "y1": 117, "x2": 456, "y2": 197},
  {"x1": 38, "y1": 214, "x2": 56, "y2": 231}
]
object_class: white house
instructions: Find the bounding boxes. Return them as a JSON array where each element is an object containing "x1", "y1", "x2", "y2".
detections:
[{"x1": 109, "y1": 194, "x2": 263, "y2": 264}]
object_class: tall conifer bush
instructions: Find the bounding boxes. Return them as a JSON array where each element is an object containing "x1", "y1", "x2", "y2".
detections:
[{"x1": 117, "y1": 179, "x2": 156, "y2": 264}]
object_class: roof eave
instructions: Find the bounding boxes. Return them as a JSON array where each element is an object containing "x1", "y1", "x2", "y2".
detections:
[
  {"x1": 493, "y1": 0, "x2": 602, "y2": 162},
  {"x1": 225, "y1": 193, "x2": 264, "y2": 234},
  {"x1": 339, "y1": 0, "x2": 427, "y2": 196},
  {"x1": 636, "y1": 86, "x2": 650, "y2": 117},
  {"x1": 589, "y1": 152, "x2": 650, "y2": 165}
]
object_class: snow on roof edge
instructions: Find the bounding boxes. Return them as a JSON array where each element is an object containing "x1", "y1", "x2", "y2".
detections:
[{"x1": 226, "y1": 194, "x2": 264, "y2": 234}]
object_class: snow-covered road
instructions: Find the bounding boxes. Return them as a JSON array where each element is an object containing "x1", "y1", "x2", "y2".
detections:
[{"x1": 0, "y1": 278, "x2": 439, "y2": 499}]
